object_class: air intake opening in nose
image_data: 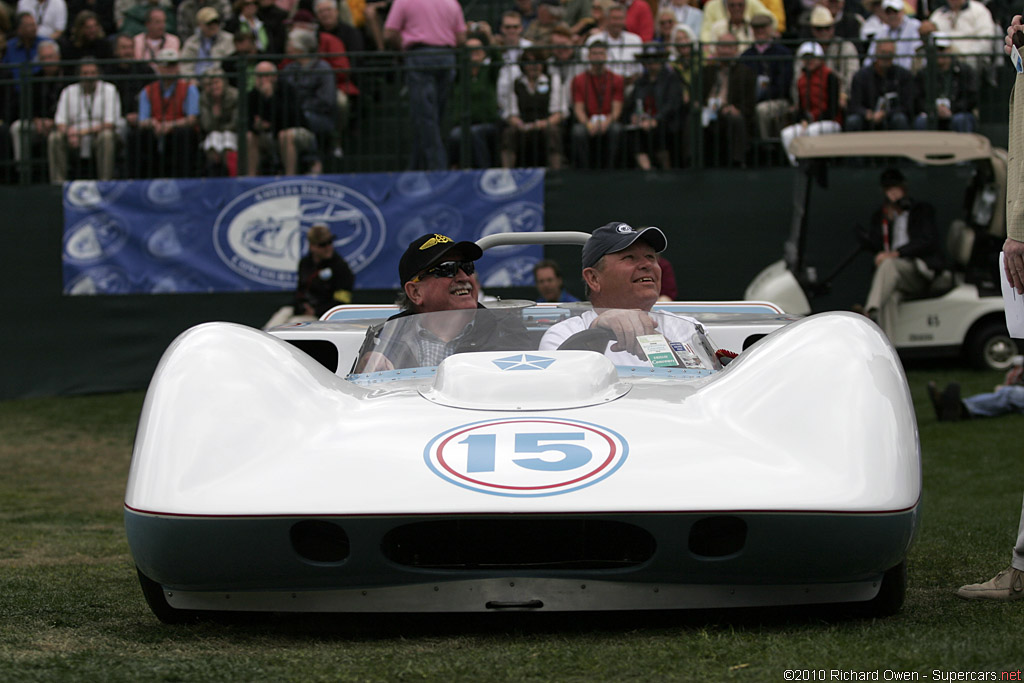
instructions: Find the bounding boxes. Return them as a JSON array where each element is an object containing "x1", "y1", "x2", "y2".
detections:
[
  {"x1": 688, "y1": 516, "x2": 747, "y2": 558},
  {"x1": 382, "y1": 519, "x2": 655, "y2": 570},
  {"x1": 290, "y1": 520, "x2": 350, "y2": 563}
]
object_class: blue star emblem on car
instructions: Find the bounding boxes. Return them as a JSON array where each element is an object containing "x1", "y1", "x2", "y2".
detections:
[{"x1": 492, "y1": 354, "x2": 556, "y2": 371}]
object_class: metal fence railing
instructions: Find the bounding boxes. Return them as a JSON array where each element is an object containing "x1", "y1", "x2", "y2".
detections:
[{"x1": 0, "y1": 37, "x2": 1013, "y2": 184}]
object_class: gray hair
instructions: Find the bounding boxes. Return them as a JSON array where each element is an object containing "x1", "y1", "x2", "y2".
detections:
[
  {"x1": 395, "y1": 290, "x2": 414, "y2": 311},
  {"x1": 582, "y1": 255, "x2": 606, "y2": 300},
  {"x1": 288, "y1": 28, "x2": 318, "y2": 55},
  {"x1": 37, "y1": 39, "x2": 60, "y2": 59}
]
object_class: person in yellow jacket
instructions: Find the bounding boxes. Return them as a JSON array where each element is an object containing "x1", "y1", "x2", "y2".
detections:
[{"x1": 699, "y1": 0, "x2": 784, "y2": 46}]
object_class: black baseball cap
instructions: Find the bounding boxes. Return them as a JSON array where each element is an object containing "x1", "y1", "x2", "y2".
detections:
[
  {"x1": 582, "y1": 222, "x2": 668, "y2": 270},
  {"x1": 399, "y1": 233, "x2": 484, "y2": 285}
]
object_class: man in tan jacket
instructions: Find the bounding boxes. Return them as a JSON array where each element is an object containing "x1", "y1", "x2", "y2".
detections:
[{"x1": 956, "y1": 15, "x2": 1024, "y2": 602}]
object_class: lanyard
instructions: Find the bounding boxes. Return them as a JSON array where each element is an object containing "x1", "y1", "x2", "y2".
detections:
[
  {"x1": 34, "y1": 0, "x2": 49, "y2": 25},
  {"x1": 587, "y1": 72, "x2": 610, "y2": 113},
  {"x1": 80, "y1": 90, "x2": 94, "y2": 125}
]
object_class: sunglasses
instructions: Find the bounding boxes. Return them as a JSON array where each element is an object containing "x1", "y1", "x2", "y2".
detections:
[
  {"x1": 313, "y1": 240, "x2": 333, "y2": 247},
  {"x1": 411, "y1": 260, "x2": 475, "y2": 282}
]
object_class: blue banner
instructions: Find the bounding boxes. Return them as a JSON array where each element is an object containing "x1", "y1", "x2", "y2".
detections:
[{"x1": 62, "y1": 169, "x2": 545, "y2": 295}]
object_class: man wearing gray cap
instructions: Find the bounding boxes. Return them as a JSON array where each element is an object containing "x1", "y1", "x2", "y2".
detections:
[{"x1": 538, "y1": 222, "x2": 719, "y2": 368}]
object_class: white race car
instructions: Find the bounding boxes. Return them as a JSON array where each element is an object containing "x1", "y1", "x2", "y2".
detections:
[{"x1": 125, "y1": 233, "x2": 920, "y2": 622}]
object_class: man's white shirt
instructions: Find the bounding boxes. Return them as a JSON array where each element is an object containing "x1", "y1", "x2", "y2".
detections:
[
  {"x1": 17, "y1": 0, "x2": 67, "y2": 38},
  {"x1": 585, "y1": 30, "x2": 644, "y2": 79},
  {"x1": 864, "y1": 17, "x2": 922, "y2": 71},
  {"x1": 538, "y1": 309, "x2": 717, "y2": 368},
  {"x1": 54, "y1": 81, "x2": 122, "y2": 132},
  {"x1": 502, "y1": 36, "x2": 533, "y2": 64}
]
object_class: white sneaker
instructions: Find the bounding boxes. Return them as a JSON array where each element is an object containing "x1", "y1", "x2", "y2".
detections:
[{"x1": 957, "y1": 567, "x2": 1024, "y2": 601}]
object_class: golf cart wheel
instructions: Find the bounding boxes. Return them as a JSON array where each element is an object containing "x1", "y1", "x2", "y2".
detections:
[
  {"x1": 136, "y1": 567, "x2": 201, "y2": 624},
  {"x1": 965, "y1": 319, "x2": 1018, "y2": 371}
]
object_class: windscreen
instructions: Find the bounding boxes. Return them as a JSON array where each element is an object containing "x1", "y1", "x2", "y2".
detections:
[{"x1": 349, "y1": 305, "x2": 722, "y2": 376}]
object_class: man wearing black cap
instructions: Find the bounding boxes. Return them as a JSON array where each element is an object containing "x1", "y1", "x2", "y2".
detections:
[
  {"x1": 859, "y1": 168, "x2": 942, "y2": 340},
  {"x1": 263, "y1": 223, "x2": 355, "y2": 329},
  {"x1": 355, "y1": 233, "x2": 532, "y2": 371},
  {"x1": 395, "y1": 232, "x2": 484, "y2": 316},
  {"x1": 295, "y1": 223, "x2": 355, "y2": 317},
  {"x1": 538, "y1": 222, "x2": 719, "y2": 368}
]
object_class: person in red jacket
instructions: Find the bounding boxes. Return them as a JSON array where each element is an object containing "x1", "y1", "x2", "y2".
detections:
[
  {"x1": 132, "y1": 47, "x2": 200, "y2": 177},
  {"x1": 570, "y1": 41, "x2": 624, "y2": 168},
  {"x1": 779, "y1": 41, "x2": 841, "y2": 166},
  {"x1": 625, "y1": 0, "x2": 654, "y2": 42}
]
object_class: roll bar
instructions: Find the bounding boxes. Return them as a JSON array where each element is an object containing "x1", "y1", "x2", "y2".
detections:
[{"x1": 476, "y1": 231, "x2": 590, "y2": 251}]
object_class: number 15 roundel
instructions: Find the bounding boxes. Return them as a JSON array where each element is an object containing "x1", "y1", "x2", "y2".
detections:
[{"x1": 424, "y1": 417, "x2": 629, "y2": 497}]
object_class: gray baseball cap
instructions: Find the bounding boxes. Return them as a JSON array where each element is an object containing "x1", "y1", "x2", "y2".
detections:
[{"x1": 582, "y1": 222, "x2": 668, "y2": 270}]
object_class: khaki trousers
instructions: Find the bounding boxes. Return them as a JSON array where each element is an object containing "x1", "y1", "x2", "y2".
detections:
[
  {"x1": 865, "y1": 257, "x2": 933, "y2": 340},
  {"x1": 47, "y1": 129, "x2": 117, "y2": 183}
]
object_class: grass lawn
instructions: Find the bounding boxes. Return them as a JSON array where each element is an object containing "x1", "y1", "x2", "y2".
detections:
[{"x1": 2, "y1": 367, "x2": 1023, "y2": 682}]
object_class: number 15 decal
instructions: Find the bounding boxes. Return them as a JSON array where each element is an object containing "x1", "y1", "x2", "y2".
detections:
[
  {"x1": 426, "y1": 418, "x2": 629, "y2": 497},
  {"x1": 463, "y1": 433, "x2": 591, "y2": 472}
]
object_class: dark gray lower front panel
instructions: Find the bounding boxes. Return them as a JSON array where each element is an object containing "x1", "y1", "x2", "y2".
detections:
[{"x1": 126, "y1": 507, "x2": 916, "y2": 610}]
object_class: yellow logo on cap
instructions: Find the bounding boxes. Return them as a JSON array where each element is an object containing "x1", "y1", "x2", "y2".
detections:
[{"x1": 420, "y1": 234, "x2": 453, "y2": 250}]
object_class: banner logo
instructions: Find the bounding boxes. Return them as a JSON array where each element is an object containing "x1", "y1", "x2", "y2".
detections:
[
  {"x1": 64, "y1": 266, "x2": 132, "y2": 294},
  {"x1": 476, "y1": 168, "x2": 544, "y2": 199},
  {"x1": 64, "y1": 180, "x2": 127, "y2": 209},
  {"x1": 213, "y1": 179, "x2": 386, "y2": 287},
  {"x1": 396, "y1": 205, "x2": 464, "y2": 247},
  {"x1": 63, "y1": 213, "x2": 128, "y2": 265},
  {"x1": 478, "y1": 201, "x2": 543, "y2": 255},
  {"x1": 425, "y1": 418, "x2": 628, "y2": 497}
]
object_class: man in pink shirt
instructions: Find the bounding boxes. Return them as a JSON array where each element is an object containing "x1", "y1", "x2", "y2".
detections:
[
  {"x1": 133, "y1": 7, "x2": 181, "y2": 67},
  {"x1": 383, "y1": 0, "x2": 466, "y2": 170}
]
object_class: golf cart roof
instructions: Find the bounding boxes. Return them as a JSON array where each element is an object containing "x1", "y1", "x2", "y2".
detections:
[{"x1": 790, "y1": 132, "x2": 995, "y2": 165}]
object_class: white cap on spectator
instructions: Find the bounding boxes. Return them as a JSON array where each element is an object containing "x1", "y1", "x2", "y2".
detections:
[
  {"x1": 933, "y1": 32, "x2": 952, "y2": 49},
  {"x1": 881, "y1": 0, "x2": 903, "y2": 11},
  {"x1": 797, "y1": 41, "x2": 825, "y2": 59},
  {"x1": 809, "y1": 6, "x2": 834, "y2": 28},
  {"x1": 156, "y1": 47, "x2": 179, "y2": 62}
]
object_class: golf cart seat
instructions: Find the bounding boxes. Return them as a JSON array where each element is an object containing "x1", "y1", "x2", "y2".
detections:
[{"x1": 919, "y1": 219, "x2": 974, "y2": 299}]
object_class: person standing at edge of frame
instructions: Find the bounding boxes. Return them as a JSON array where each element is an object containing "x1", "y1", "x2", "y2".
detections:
[{"x1": 956, "y1": 16, "x2": 1024, "y2": 602}]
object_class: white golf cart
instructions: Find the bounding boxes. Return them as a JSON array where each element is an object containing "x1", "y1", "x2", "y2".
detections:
[{"x1": 745, "y1": 131, "x2": 1017, "y2": 370}]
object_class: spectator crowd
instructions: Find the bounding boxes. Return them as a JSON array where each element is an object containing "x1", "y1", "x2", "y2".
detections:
[{"x1": 0, "y1": 0, "x2": 1010, "y2": 181}]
